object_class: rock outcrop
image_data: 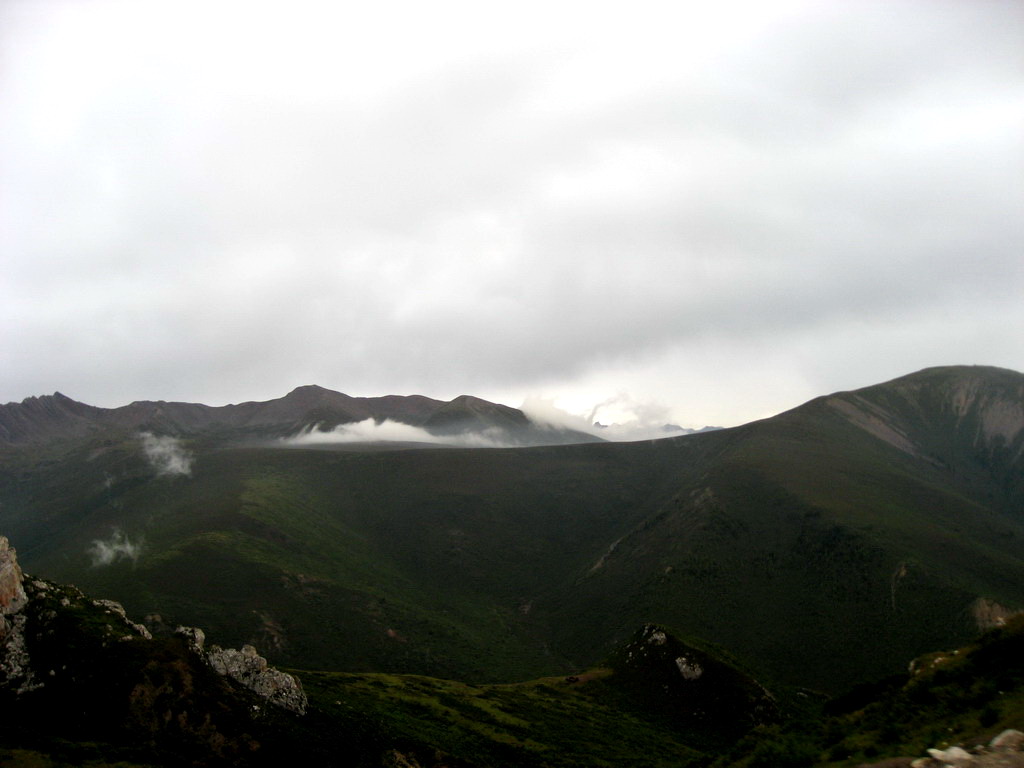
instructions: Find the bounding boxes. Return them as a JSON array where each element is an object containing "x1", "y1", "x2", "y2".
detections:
[
  {"x1": 206, "y1": 643, "x2": 307, "y2": 715},
  {"x1": 168, "y1": 625, "x2": 307, "y2": 714},
  {"x1": 0, "y1": 536, "x2": 37, "y2": 693},
  {"x1": 910, "y1": 730, "x2": 1024, "y2": 768},
  {"x1": 605, "y1": 623, "x2": 778, "y2": 743},
  {"x1": 0, "y1": 536, "x2": 27, "y2": 620},
  {"x1": 0, "y1": 538, "x2": 307, "y2": 720}
]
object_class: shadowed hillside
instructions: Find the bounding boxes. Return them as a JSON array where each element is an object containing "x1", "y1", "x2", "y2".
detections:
[{"x1": 1, "y1": 366, "x2": 1021, "y2": 695}]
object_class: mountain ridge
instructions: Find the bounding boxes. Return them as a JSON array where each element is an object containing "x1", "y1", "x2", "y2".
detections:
[
  {"x1": 0, "y1": 386, "x2": 598, "y2": 447},
  {"x1": 1, "y1": 364, "x2": 1022, "y2": 697}
]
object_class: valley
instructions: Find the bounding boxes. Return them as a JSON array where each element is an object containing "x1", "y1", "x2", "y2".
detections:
[{"x1": 1, "y1": 364, "x2": 1022, "y2": 765}]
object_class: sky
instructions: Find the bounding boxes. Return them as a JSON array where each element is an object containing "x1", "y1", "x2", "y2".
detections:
[{"x1": 1, "y1": 0, "x2": 1021, "y2": 429}]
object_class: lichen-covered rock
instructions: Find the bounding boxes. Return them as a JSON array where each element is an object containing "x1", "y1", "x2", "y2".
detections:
[
  {"x1": 675, "y1": 655, "x2": 703, "y2": 680},
  {"x1": 0, "y1": 613, "x2": 41, "y2": 694},
  {"x1": 94, "y1": 598, "x2": 152, "y2": 640},
  {"x1": 927, "y1": 746, "x2": 974, "y2": 767},
  {"x1": 206, "y1": 643, "x2": 307, "y2": 715},
  {"x1": 647, "y1": 629, "x2": 667, "y2": 646},
  {"x1": 174, "y1": 625, "x2": 206, "y2": 654},
  {"x1": 990, "y1": 731, "x2": 1024, "y2": 752},
  {"x1": 913, "y1": 733, "x2": 1024, "y2": 768},
  {"x1": 0, "y1": 536, "x2": 38, "y2": 693},
  {"x1": 0, "y1": 536, "x2": 27, "y2": 618}
]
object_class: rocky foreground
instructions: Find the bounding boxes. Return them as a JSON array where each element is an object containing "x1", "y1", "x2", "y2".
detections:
[
  {"x1": 0, "y1": 535, "x2": 335, "y2": 765},
  {"x1": 1, "y1": 535, "x2": 306, "y2": 714},
  {"x1": 890, "y1": 730, "x2": 1024, "y2": 768}
]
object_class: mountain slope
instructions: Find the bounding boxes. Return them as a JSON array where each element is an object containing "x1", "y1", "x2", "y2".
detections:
[
  {"x1": 0, "y1": 543, "x2": 774, "y2": 767},
  {"x1": 5, "y1": 538, "x2": 1022, "y2": 768},
  {"x1": 551, "y1": 366, "x2": 1024, "y2": 692},
  {"x1": 0, "y1": 366, "x2": 1021, "y2": 696}
]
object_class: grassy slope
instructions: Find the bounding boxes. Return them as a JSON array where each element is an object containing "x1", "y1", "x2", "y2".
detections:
[
  {"x1": 300, "y1": 669, "x2": 704, "y2": 768},
  {"x1": 5, "y1": 581, "x2": 1021, "y2": 768},
  {"x1": 715, "y1": 613, "x2": 1024, "y2": 768},
  {"x1": 1, "y1": 367, "x2": 1022, "y2": 696},
  {"x1": 0, "y1": 576, "x2": 760, "y2": 768},
  {"x1": 1, "y1": 437, "x2": 682, "y2": 682},
  {"x1": 544, "y1": 375, "x2": 1024, "y2": 693}
]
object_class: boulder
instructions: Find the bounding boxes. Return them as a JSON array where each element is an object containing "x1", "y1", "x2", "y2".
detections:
[
  {"x1": 990, "y1": 730, "x2": 1024, "y2": 752},
  {"x1": 927, "y1": 746, "x2": 974, "y2": 767},
  {"x1": 206, "y1": 643, "x2": 307, "y2": 715}
]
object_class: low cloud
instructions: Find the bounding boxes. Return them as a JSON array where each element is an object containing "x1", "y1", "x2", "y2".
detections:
[
  {"x1": 140, "y1": 432, "x2": 193, "y2": 476},
  {"x1": 519, "y1": 396, "x2": 602, "y2": 436},
  {"x1": 281, "y1": 419, "x2": 514, "y2": 448},
  {"x1": 88, "y1": 528, "x2": 143, "y2": 567},
  {"x1": 595, "y1": 422, "x2": 702, "y2": 442},
  {"x1": 521, "y1": 395, "x2": 712, "y2": 442}
]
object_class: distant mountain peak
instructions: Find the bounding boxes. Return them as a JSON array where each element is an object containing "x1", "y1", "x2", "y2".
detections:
[
  {"x1": 822, "y1": 365, "x2": 1024, "y2": 460},
  {"x1": 285, "y1": 384, "x2": 339, "y2": 396}
]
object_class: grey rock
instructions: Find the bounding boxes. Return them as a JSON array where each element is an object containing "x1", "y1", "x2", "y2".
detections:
[
  {"x1": 174, "y1": 625, "x2": 206, "y2": 653},
  {"x1": 927, "y1": 746, "x2": 975, "y2": 767},
  {"x1": 205, "y1": 643, "x2": 307, "y2": 715},
  {"x1": 0, "y1": 613, "x2": 42, "y2": 694},
  {"x1": 0, "y1": 537, "x2": 27, "y2": 618},
  {"x1": 675, "y1": 655, "x2": 704, "y2": 680},
  {"x1": 929, "y1": 749, "x2": 974, "y2": 765},
  {"x1": 990, "y1": 730, "x2": 1024, "y2": 752}
]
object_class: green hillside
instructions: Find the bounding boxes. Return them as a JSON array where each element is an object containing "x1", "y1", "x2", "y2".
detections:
[
  {"x1": 3, "y1": 567, "x2": 1023, "y2": 768},
  {"x1": 1, "y1": 365, "x2": 1022, "y2": 695}
]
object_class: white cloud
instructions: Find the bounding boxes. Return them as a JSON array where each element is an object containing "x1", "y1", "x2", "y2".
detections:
[
  {"x1": 88, "y1": 528, "x2": 143, "y2": 567},
  {"x1": 140, "y1": 432, "x2": 193, "y2": 476},
  {"x1": 280, "y1": 419, "x2": 514, "y2": 448},
  {"x1": 0, "y1": 0, "x2": 1021, "y2": 423},
  {"x1": 520, "y1": 394, "x2": 712, "y2": 441}
]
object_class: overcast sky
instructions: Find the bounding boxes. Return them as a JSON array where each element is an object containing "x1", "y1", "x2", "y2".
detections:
[{"x1": 1, "y1": 0, "x2": 1021, "y2": 428}]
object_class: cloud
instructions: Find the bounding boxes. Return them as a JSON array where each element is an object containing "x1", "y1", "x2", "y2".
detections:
[
  {"x1": 0, "y1": 1, "x2": 1021, "y2": 426},
  {"x1": 88, "y1": 528, "x2": 143, "y2": 567},
  {"x1": 280, "y1": 419, "x2": 514, "y2": 448},
  {"x1": 520, "y1": 395, "x2": 712, "y2": 442},
  {"x1": 519, "y1": 396, "x2": 600, "y2": 435},
  {"x1": 140, "y1": 432, "x2": 193, "y2": 476}
]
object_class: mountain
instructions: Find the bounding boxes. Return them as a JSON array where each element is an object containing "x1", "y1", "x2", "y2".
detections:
[
  {"x1": 0, "y1": 386, "x2": 599, "y2": 447},
  {"x1": 717, "y1": 612, "x2": 1024, "y2": 768},
  {"x1": 0, "y1": 540, "x2": 777, "y2": 767},
  {"x1": 0, "y1": 366, "x2": 1021, "y2": 698},
  {"x1": 555, "y1": 365, "x2": 1024, "y2": 691},
  {"x1": 3, "y1": 536, "x2": 1023, "y2": 767}
]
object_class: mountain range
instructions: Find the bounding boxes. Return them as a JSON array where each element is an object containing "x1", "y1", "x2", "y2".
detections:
[
  {"x1": 0, "y1": 386, "x2": 600, "y2": 447},
  {"x1": 1, "y1": 364, "x2": 1023, "y2": 765}
]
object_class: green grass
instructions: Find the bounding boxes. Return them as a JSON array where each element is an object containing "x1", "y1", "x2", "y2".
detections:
[
  {"x1": 300, "y1": 669, "x2": 705, "y2": 768},
  {"x1": 3, "y1": 366, "x2": 1022, "y2": 697}
]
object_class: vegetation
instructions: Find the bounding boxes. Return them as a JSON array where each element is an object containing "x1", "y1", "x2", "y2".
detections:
[
  {"x1": 1, "y1": 365, "x2": 1022, "y2": 764},
  {"x1": 4, "y1": 579, "x2": 1023, "y2": 767},
  {"x1": 1, "y1": 366, "x2": 1021, "y2": 696},
  {"x1": 717, "y1": 613, "x2": 1024, "y2": 767}
]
